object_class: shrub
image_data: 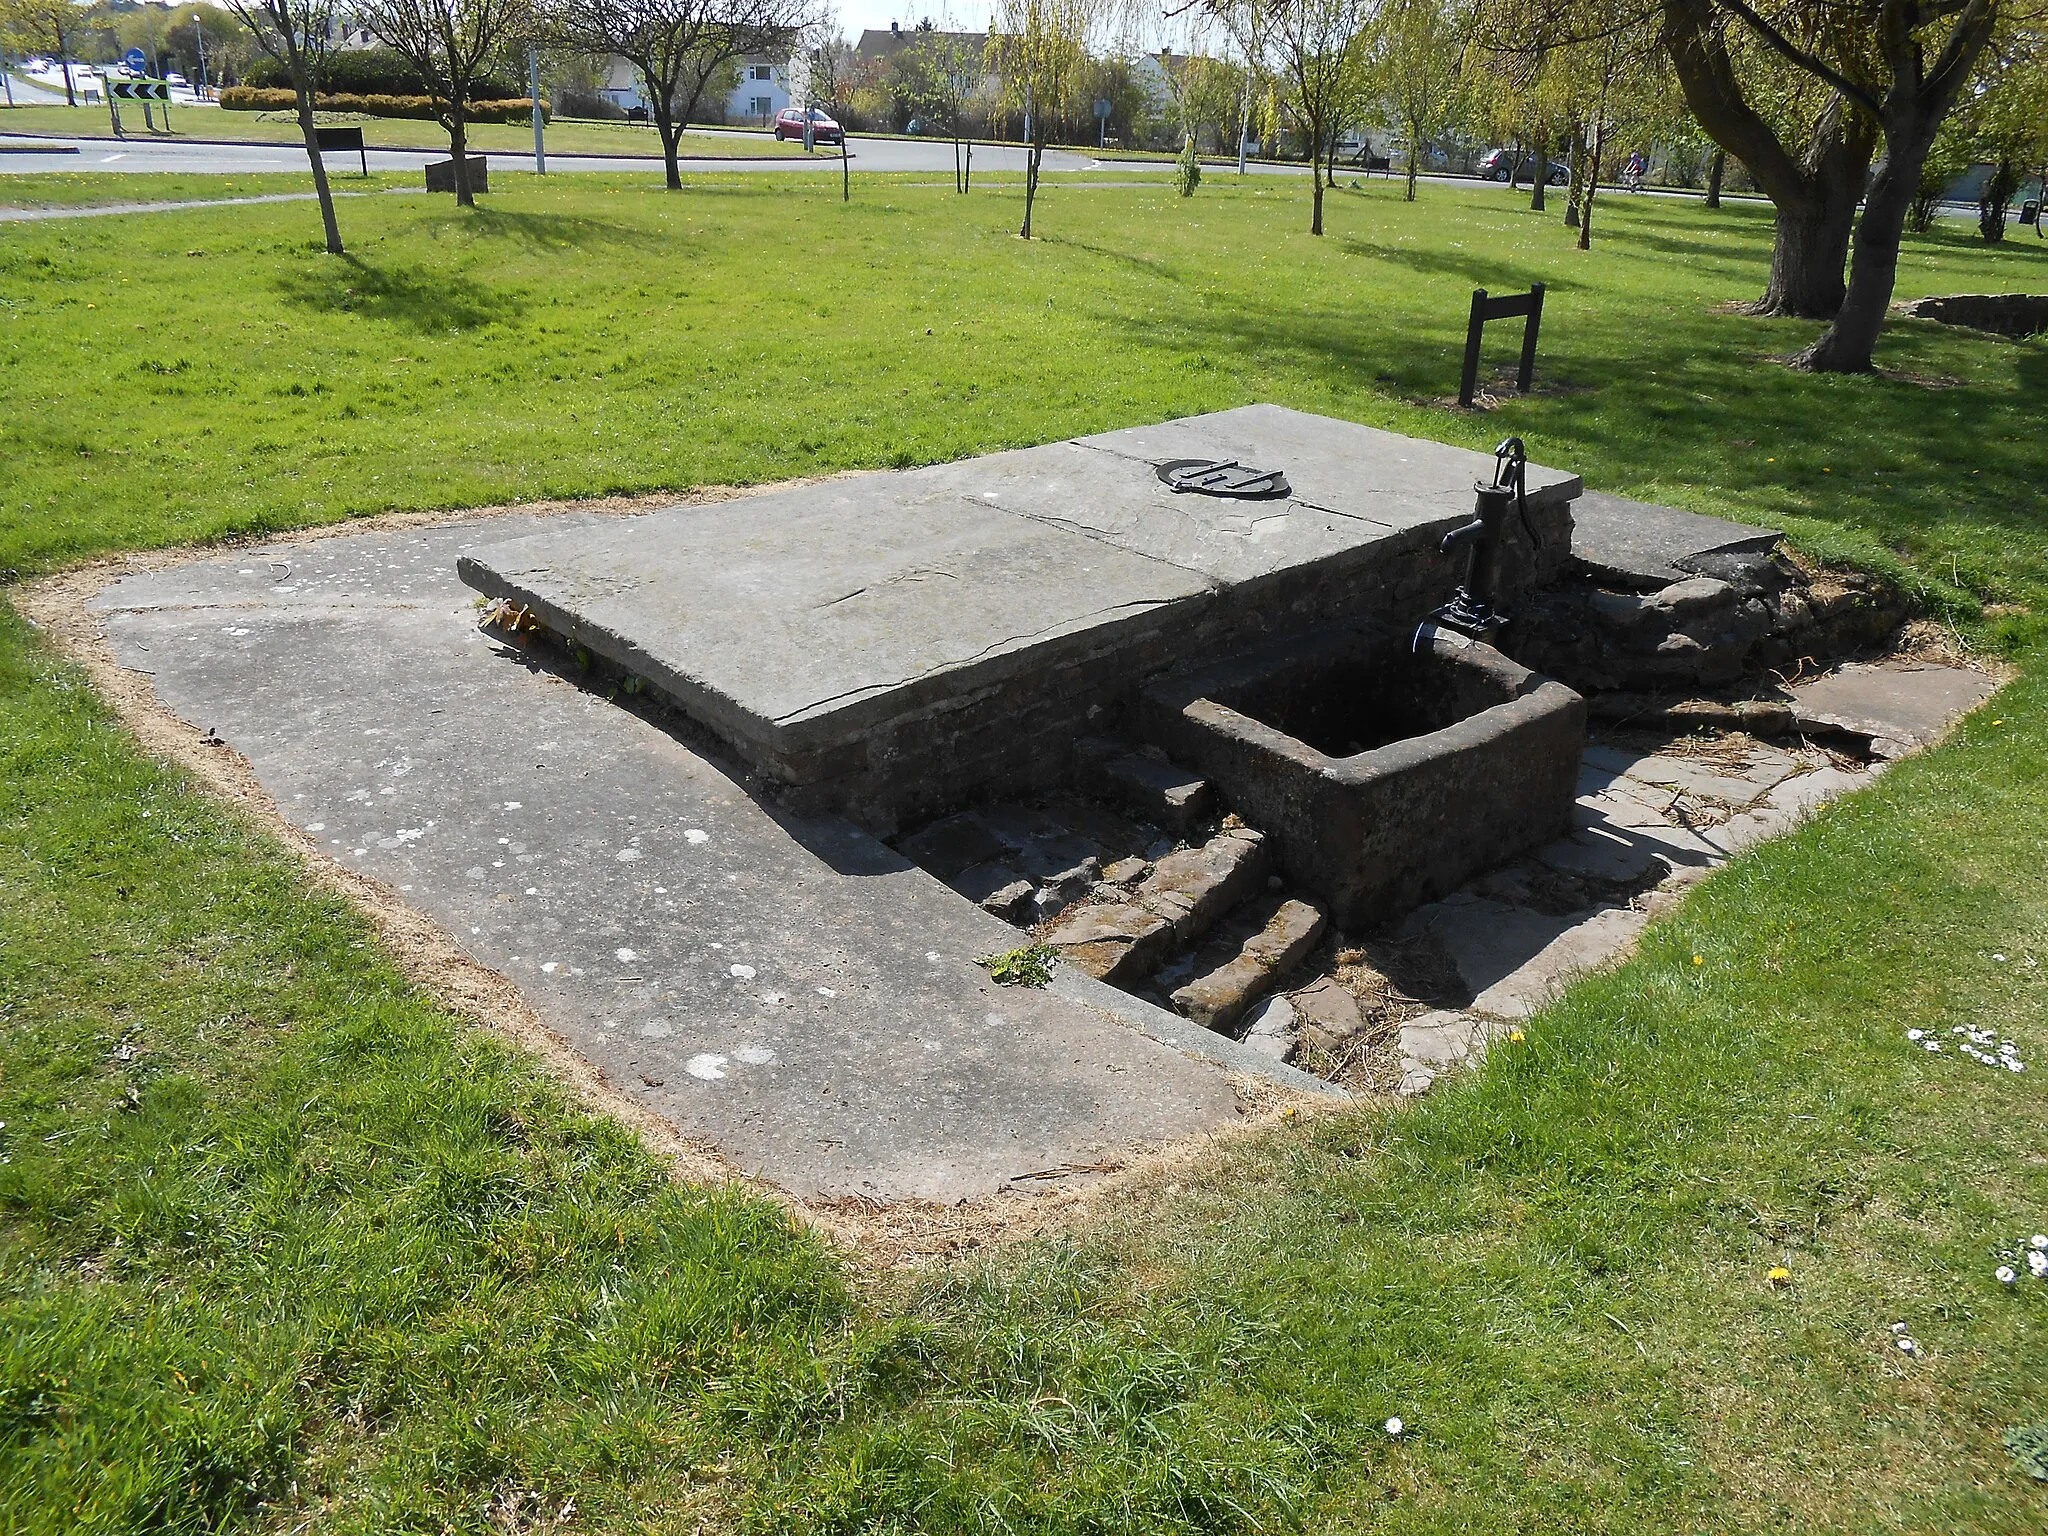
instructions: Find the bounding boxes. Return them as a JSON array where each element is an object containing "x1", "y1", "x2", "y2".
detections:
[
  {"x1": 554, "y1": 89, "x2": 625, "y2": 121},
  {"x1": 218, "y1": 88, "x2": 548, "y2": 124}
]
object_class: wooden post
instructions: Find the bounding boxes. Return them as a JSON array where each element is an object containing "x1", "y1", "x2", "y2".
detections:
[
  {"x1": 1517, "y1": 282, "x2": 1545, "y2": 394},
  {"x1": 1459, "y1": 289, "x2": 1487, "y2": 409}
]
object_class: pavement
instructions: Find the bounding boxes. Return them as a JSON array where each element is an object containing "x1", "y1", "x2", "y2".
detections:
[{"x1": 82, "y1": 510, "x2": 1337, "y2": 1209}]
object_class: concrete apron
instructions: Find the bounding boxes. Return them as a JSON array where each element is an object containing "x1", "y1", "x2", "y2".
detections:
[{"x1": 80, "y1": 514, "x2": 1335, "y2": 1210}]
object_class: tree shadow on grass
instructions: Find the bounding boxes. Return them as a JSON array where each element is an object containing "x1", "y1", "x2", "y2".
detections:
[
  {"x1": 276, "y1": 253, "x2": 521, "y2": 333},
  {"x1": 1339, "y1": 237, "x2": 1585, "y2": 294},
  {"x1": 452, "y1": 206, "x2": 676, "y2": 255}
]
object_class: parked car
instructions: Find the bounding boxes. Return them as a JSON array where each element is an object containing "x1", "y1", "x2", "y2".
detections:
[
  {"x1": 1477, "y1": 147, "x2": 1569, "y2": 185},
  {"x1": 773, "y1": 106, "x2": 843, "y2": 145}
]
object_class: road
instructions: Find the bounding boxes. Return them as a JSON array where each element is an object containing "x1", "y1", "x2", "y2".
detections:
[{"x1": 0, "y1": 127, "x2": 1129, "y2": 178}]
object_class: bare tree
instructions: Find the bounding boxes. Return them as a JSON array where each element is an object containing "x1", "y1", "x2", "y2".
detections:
[
  {"x1": 356, "y1": 0, "x2": 535, "y2": 206},
  {"x1": 550, "y1": 0, "x2": 812, "y2": 190},
  {"x1": 221, "y1": 0, "x2": 345, "y2": 252}
]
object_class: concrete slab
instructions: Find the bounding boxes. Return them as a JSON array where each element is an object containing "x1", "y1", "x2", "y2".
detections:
[
  {"x1": 86, "y1": 518, "x2": 1316, "y2": 1207},
  {"x1": 1408, "y1": 897, "x2": 1650, "y2": 1019},
  {"x1": 1788, "y1": 663, "x2": 2000, "y2": 758},
  {"x1": 456, "y1": 407, "x2": 1582, "y2": 821},
  {"x1": 1570, "y1": 490, "x2": 1781, "y2": 588}
]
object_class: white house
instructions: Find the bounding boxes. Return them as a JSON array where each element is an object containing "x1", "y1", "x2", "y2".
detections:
[{"x1": 598, "y1": 54, "x2": 794, "y2": 124}]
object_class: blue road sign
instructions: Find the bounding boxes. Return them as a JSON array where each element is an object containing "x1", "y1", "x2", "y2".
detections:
[{"x1": 124, "y1": 47, "x2": 148, "y2": 73}]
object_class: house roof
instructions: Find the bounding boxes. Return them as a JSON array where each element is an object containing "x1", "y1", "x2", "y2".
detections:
[{"x1": 854, "y1": 25, "x2": 989, "y2": 59}]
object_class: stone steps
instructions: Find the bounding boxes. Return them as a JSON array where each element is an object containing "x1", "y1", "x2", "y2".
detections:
[
  {"x1": 1038, "y1": 824, "x2": 1271, "y2": 987},
  {"x1": 1166, "y1": 895, "x2": 1326, "y2": 1033}
]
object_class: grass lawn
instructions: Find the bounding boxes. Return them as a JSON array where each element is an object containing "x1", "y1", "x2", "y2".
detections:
[
  {"x1": 2, "y1": 172, "x2": 2046, "y2": 1532},
  {"x1": 0, "y1": 170, "x2": 424, "y2": 210},
  {"x1": 0, "y1": 102, "x2": 805, "y2": 158}
]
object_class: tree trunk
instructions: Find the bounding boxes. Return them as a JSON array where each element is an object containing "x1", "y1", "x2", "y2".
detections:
[
  {"x1": 962, "y1": 138, "x2": 971, "y2": 192},
  {"x1": 1564, "y1": 122, "x2": 1585, "y2": 227},
  {"x1": 1794, "y1": 128, "x2": 1931, "y2": 371},
  {"x1": 1404, "y1": 118, "x2": 1419, "y2": 202},
  {"x1": 449, "y1": 110, "x2": 473, "y2": 206},
  {"x1": 1311, "y1": 137, "x2": 1325, "y2": 234},
  {"x1": 1578, "y1": 125, "x2": 1604, "y2": 250},
  {"x1": 1754, "y1": 191, "x2": 1858, "y2": 318},
  {"x1": 842, "y1": 133, "x2": 849, "y2": 200},
  {"x1": 1979, "y1": 158, "x2": 2019, "y2": 242},
  {"x1": 294, "y1": 75, "x2": 343, "y2": 254},
  {"x1": 657, "y1": 108, "x2": 683, "y2": 190},
  {"x1": 1530, "y1": 128, "x2": 1549, "y2": 212},
  {"x1": 1021, "y1": 138, "x2": 1040, "y2": 237},
  {"x1": 55, "y1": 21, "x2": 76, "y2": 106},
  {"x1": 1704, "y1": 148, "x2": 1724, "y2": 208}
]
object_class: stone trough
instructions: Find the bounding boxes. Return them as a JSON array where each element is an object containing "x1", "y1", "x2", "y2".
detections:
[{"x1": 1140, "y1": 622, "x2": 1586, "y2": 928}]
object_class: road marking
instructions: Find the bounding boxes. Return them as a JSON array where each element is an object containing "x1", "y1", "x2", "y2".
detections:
[{"x1": 100, "y1": 152, "x2": 125, "y2": 162}]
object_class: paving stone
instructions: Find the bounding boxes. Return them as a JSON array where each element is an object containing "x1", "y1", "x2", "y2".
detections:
[
  {"x1": 1413, "y1": 900, "x2": 1651, "y2": 1019},
  {"x1": 1762, "y1": 764, "x2": 1867, "y2": 816},
  {"x1": 1241, "y1": 996, "x2": 1299, "y2": 1063},
  {"x1": 948, "y1": 860, "x2": 1034, "y2": 921},
  {"x1": 1292, "y1": 976, "x2": 1368, "y2": 1053},
  {"x1": 1135, "y1": 827, "x2": 1271, "y2": 943},
  {"x1": 1170, "y1": 898, "x2": 1325, "y2": 1031},
  {"x1": 1039, "y1": 901, "x2": 1176, "y2": 986},
  {"x1": 1584, "y1": 742, "x2": 1800, "y2": 807},
  {"x1": 1788, "y1": 663, "x2": 1999, "y2": 757},
  {"x1": 1706, "y1": 764, "x2": 1869, "y2": 855},
  {"x1": 899, "y1": 812, "x2": 1010, "y2": 878},
  {"x1": 1101, "y1": 753, "x2": 1213, "y2": 834},
  {"x1": 1100, "y1": 855, "x2": 1150, "y2": 885},
  {"x1": 89, "y1": 520, "x2": 1254, "y2": 1204},
  {"x1": 1014, "y1": 833, "x2": 1105, "y2": 883},
  {"x1": 1536, "y1": 832, "x2": 1668, "y2": 883},
  {"x1": 1399, "y1": 1009, "x2": 1495, "y2": 1068}
]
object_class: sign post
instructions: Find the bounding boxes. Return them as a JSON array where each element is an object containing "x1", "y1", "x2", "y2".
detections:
[{"x1": 528, "y1": 46, "x2": 545, "y2": 174}]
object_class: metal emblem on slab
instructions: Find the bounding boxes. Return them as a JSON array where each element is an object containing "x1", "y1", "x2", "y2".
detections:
[{"x1": 1155, "y1": 459, "x2": 1291, "y2": 500}]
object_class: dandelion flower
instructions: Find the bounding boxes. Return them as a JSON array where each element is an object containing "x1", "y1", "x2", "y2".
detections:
[
  {"x1": 1768, "y1": 1266, "x2": 1792, "y2": 1285},
  {"x1": 1509, "y1": 1028, "x2": 1526, "y2": 1043},
  {"x1": 1692, "y1": 954, "x2": 1704, "y2": 966},
  {"x1": 1385, "y1": 1417, "x2": 1405, "y2": 1437}
]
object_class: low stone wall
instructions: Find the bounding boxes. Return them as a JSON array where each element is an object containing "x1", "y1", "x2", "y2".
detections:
[{"x1": 1895, "y1": 293, "x2": 2048, "y2": 338}]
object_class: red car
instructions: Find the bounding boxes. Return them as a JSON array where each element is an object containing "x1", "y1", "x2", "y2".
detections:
[{"x1": 773, "y1": 106, "x2": 843, "y2": 145}]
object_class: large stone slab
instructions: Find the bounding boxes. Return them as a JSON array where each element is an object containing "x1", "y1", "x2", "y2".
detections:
[
  {"x1": 1570, "y1": 490, "x2": 1780, "y2": 589},
  {"x1": 1787, "y1": 663, "x2": 2000, "y2": 758},
  {"x1": 457, "y1": 407, "x2": 1581, "y2": 824},
  {"x1": 86, "y1": 518, "x2": 1337, "y2": 1207}
]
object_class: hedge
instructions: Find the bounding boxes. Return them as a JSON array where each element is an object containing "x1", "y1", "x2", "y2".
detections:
[
  {"x1": 218, "y1": 88, "x2": 549, "y2": 124},
  {"x1": 243, "y1": 45, "x2": 520, "y2": 102}
]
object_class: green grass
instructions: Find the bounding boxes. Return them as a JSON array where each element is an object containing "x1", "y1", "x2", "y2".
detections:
[
  {"x1": 3, "y1": 171, "x2": 2047, "y2": 1531},
  {"x1": 0, "y1": 102, "x2": 805, "y2": 157},
  {"x1": 0, "y1": 170, "x2": 421, "y2": 209}
]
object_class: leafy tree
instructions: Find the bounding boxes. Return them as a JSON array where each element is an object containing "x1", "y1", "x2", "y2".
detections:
[
  {"x1": 989, "y1": 0, "x2": 1107, "y2": 237},
  {"x1": 1664, "y1": 0, "x2": 2003, "y2": 371},
  {"x1": 1954, "y1": 19, "x2": 2048, "y2": 240},
  {"x1": 1, "y1": 0, "x2": 81, "y2": 104},
  {"x1": 1375, "y1": 0, "x2": 1465, "y2": 201},
  {"x1": 550, "y1": 0, "x2": 806, "y2": 189},
  {"x1": 356, "y1": 0, "x2": 536, "y2": 206},
  {"x1": 892, "y1": 21, "x2": 994, "y2": 189},
  {"x1": 220, "y1": 0, "x2": 347, "y2": 252},
  {"x1": 1273, "y1": 0, "x2": 1375, "y2": 232}
]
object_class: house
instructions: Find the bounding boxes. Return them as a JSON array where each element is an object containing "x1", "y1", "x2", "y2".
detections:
[
  {"x1": 853, "y1": 21, "x2": 990, "y2": 61},
  {"x1": 595, "y1": 53, "x2": 795, "y2": 124}
]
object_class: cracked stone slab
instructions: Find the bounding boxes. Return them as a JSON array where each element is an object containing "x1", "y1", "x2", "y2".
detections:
[
  {"x1": 1787, "y1": 663, "x2": 2000, "y2": 758},
  {"x1": 1570, "y1": 490, "x2": 1781, "y2": 588},
  {"x1": 84, "y1": 519, "x2": 1302, "y2": 1206}
]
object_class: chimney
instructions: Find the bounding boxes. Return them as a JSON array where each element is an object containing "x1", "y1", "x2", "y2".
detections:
[{"x1": 890, "y1": 20, "x2": 899, "y2": 33}]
